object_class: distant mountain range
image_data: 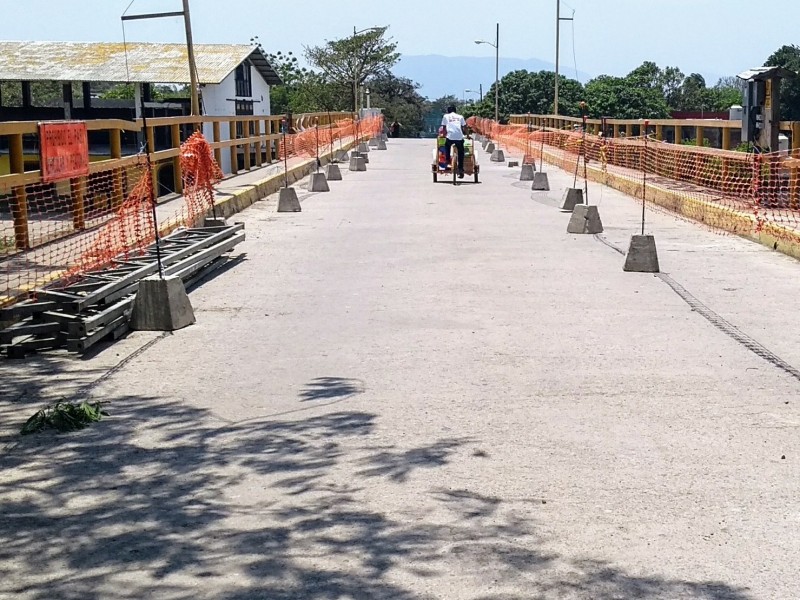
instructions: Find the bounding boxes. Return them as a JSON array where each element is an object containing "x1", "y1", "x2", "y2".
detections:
[{"x1": 394, "y1": 55, "x2": 593, "y2": 101}]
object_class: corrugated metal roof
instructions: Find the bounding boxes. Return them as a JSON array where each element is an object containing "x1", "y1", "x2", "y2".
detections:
[{"x1": 0, "y1": 41, "x2": 282, "y2": 85}]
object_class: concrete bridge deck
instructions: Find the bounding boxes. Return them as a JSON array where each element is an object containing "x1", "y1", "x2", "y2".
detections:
[{"x1": 2, "y1": 138, "x2": 800, "y2": 599}]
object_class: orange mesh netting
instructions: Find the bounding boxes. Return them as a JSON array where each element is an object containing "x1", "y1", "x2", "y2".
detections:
[
  {"x1": 2, "y1": 115, "x2": 369, "y2": 306},
  {"x1": 468, "y1": 117, "x2": 800, "y2": 242}
]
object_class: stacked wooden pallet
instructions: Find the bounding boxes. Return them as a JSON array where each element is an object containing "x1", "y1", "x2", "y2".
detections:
[{"x1": 0, "y1": 223, "x2": 245, "y2": 358}]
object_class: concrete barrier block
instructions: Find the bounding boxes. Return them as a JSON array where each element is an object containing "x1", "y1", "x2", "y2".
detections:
[
  {"x1": 624, "y1": 235, "x2": 660, "y2": 273},
  {"x1": 349, "y1": 156, "x2": 367, "y2": 172},
  {"x1": 203, "y1": 216, "x2": 227, "y2": 228},
  {"x1": 308, "y1": 172, "x2": 330, "y2": 192},
  {"x1": 508, "y1": 161, "x2": 519, "y2": 168},
  {"x1": 357, "y1": 142, "x2": 370, "y2": 153},
  {"x1": 485, "y1": 142, "x2": 495, "y2": 154},
  {"x1": 334, "y1": 149, "x2": 349, "y2": 163},
  {"x1": 560, "y1": 188, "x2": 584, "y2": 211},
  {"x1": 519, "y1": 164, "x2": 535, "y2": 180},
  {"x1": 531, "y1": 172, "x2": 550, "y2": 191},
  {"x1": 325, "y1": 163, "x2": 343, "y2": 181},
  {"x1": 277, "y1": 187, "x2": 302, "y2": 212},
  {"x1": 566, "y1": 204, "x2": 604, "y2": 234},
  {"x1": 377, "y1": 139, "x2": 387, "y2": 150},
  {"x1": 369, "y1": 137, "x2": 380, "y2": 147},
  {"x1": 482, "y1": 139, "x2": 490, "y2": 150},
  {"x1": 490, "y1": 149, "x2": 505, "y2": 162},
  {"x1": 130, "y1": 275, "x2": 195, "y2": 331}
]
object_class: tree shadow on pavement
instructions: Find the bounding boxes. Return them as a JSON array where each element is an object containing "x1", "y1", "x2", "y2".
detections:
[
  {"x1": 0, "y1": 380, "x2": 755, "y2": 600},
  {"x1": 298, "y1": 376, "x2": 365, "y2": 402}
]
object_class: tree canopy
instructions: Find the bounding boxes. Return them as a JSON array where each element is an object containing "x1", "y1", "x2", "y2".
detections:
[
  {"x1": 764, "y1": 45, "x2": 800, "y2": 121},
  {"x1": 304, "y1": 27, "x2": 400, "y2": 110}
]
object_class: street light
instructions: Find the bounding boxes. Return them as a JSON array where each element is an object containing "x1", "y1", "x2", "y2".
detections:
[
  {"x1": 465, "y1": 88, "x2": 482, "y2": 102},
  {"x1": 554, "y1": 0, "x2": 574, "y2": 116},
  {"x1": 475, "y1": 23, "x2": 499, "y2": 123},
  {"x1": 353, "y1": 26, "x2": 384, "y2": 114}
]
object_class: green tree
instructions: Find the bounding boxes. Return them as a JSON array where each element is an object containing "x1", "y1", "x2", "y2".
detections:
[
  {"x1": 584, "y1": 74, "x2": 669, "y2": 119},
  {"x1": 465, "y1": 70, "x2": 584, "y2": 120},
  {"x1": 428, "y1": 95, "x2": 461, "y2": 115},
  {"x1": 764, "y1": 45, "x2": 800, "y2": 120},
  {"x1": 367, "y1": 72, "x2": 426, "y2": 136},
  {"x1": 304, "y1": 27, "x2": 400, "y2": 111}
]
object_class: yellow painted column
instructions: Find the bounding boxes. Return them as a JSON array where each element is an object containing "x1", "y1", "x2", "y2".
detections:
[
  {"x1": 625, "y1": 124, "x2": 633, "y2": 137},
  {"x1": 655, "y1": 125, "x2": 663, "y2": 141},
  {"x1": 674, "y1": 125, "x2": 682, "y2": 144},
  {"x1": 9, "y1": 133, "x2": 29, "y2": 249},
  {"x1": 792, "y1": 122, "x2": 800, "y2": 154},
  {"x1": 243, "y1": 120, "x2": 252, "y2": 171},
  {"x1": 254, "y1": 120, "x2": 263, "y2": 167},
  {"x1": 171, "y1": 124, "x2": 183, "y2": 194},
  {"x1": 70, "y1": 176, "x2": 86, "y2": 230},
  {"x1": 695, "y1": 126, "x2": 705, "y2": 147},
  {"x1": 109, "y1": 128, "x2": 124, "y2": 209},
  {"x1": 213, "y1": 120, "x2": 222, "y2": 167},
  {"x1": 722, "y1": 127, "x2": 732, "y2": 150},
  {"x1": 229, "y1": 121, "x2": 238, "y2": 175}
]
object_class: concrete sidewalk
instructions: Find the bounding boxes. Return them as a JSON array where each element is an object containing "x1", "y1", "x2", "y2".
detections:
[{"x1": 2, "y1": 138, "x2": 799, "y2": 599}]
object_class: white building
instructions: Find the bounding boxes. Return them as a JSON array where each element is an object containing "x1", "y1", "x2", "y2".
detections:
[{"x1": 0, "y1": 41, "x2": 282, "y2": 172}]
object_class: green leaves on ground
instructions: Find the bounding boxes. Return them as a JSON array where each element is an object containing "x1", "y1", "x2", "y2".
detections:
[{"x1": 21, "y1": 401, "x2": 109, "y2": 435}]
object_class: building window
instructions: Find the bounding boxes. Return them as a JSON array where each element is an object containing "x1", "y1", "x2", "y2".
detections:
[
  {"x1": 235, "y1": 100, "x2": 254, "y2": 137},
  {"x1": 235, "y1": 63, "x2": 252, "y2": 97}
]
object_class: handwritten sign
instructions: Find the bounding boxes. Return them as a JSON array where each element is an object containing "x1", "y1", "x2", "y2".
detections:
[{"x1": 38, "y1": 121, "x2": 89, "y2": 183}]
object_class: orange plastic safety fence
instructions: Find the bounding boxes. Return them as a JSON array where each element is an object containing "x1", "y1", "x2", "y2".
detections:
[
  {"x1": 277, "y1": 115, "x2": 383, "y2": 160},
  {"x1": 468, "y1": 117, "x2": 800, "y2": 242},
  {"x1": 1, "y1": 131, "x2": 226, "y2": 305},
  {"x1": 1, "y1": 116, "x2": 380, "y2": 306}
]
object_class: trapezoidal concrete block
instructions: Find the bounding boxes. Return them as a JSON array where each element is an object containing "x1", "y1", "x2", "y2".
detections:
[
  {"x1": 203, "y1": 216, "x2": 227, "y2": 228},
  {"x1": 490, "y1": 149, "x2": 505, "y2": 162},
  {"x1": 377, "y1": 139, "x2": 387, "y2": 150},
  {"x1": 277, "y1": 187, "x2": 301, "y2": 212},
  {"x1": 531, "y1": 172, "x2": 550, "y2": 191},
  {"x1": 368, "y1": 137, "x2": 380, "y2": 147},
  {"x1": 520, "y1": 163, "x2": 535, "y2": 180},
  {"x1": 624, "y1": 235, "x2": 660, "y2": 273},
  {"x1": 308, "y1": 172, "x2": 330, "y2": 192},
  {"x1": 130, "y1": 275, "x2": 195, "y2": 332},
  {"x1": 481, "y1": 138, "x2": 490, "y2": 149},
  {"x1": 349, "y1": 156, "x2": 367, "y2": 171},
  {"x1": 485, "y1": 142, "x2": 496, "y2": 154},
  {"x1": 357, "y1": 142, "x2": 370, "y2": 153},
  {"x1": 560, "y1": 188, "x2": 584, "y2": 211},
  {"x1": 566, "y1": 204, "x2": 604, "y2": 234},
  {"x1": 325, "y1": 163, "x2": 343, "y2": 181}
]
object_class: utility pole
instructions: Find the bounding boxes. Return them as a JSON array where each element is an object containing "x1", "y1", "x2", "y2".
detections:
[
  {"x1": 122, "y1": 0, "x2": 201, "y2": 117},
  {"x1": 182, "y1": 0, "x2": 200, "y2": 116},
  {"x1": 495, "y1": 23, "x2": 499, "y2": 123},
  {"x1": 554, "y1": 0, "x2": 573, "y2": 116}
]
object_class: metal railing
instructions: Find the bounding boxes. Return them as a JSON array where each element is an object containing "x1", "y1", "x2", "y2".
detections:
[
  {"x1": 509, "y1": 114, "x2": 800, "y2": 151},
  {"x1": 0, "y1": 111, "x2": 355, "y2": 251}
]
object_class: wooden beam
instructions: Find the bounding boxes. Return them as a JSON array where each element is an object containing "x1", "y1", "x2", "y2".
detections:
[{"x1": 9, "y1": 133, "x2": 29, "y2": 249}]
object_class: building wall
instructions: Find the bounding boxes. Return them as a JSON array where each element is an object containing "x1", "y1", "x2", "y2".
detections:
[{"x1": 201, "y1": 63, "x2": 272, "y2": 173}]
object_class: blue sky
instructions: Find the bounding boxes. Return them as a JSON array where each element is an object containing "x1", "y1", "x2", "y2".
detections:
[{"x1": 2, "y1": 0, "x2": 797, "y2": 84}]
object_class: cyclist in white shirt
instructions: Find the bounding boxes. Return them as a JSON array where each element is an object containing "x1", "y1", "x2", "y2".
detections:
[{"x1": 441, "y1": 105, "x2": 467, "y2": 178}]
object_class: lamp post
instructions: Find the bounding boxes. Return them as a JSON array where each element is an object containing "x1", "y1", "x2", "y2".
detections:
[
  {"x1": 352, "y1": 26, "x2": 383, "y2": 115},
  {"x1": 465, "y1": 88, "x2": 481, "y2": 102},
  {"x1": 465, "y1": 89, "x2": 480, "y2": 110},
  {"x1": 475, "y1": 23, "x2": 499, "y2": 122},
  {"x1": 554, "y1": 0, "x2": 574, "y2": 116}
]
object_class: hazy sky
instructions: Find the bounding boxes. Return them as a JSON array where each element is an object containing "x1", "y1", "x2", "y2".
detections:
[{"x1": 2, "y1": 0, "x2": 798, "y2": 83}]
